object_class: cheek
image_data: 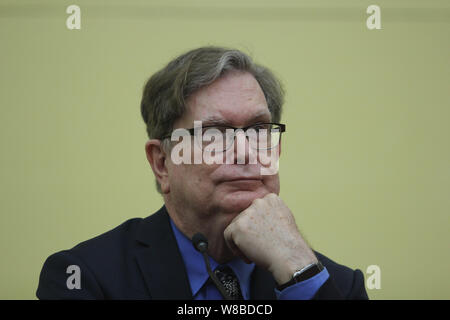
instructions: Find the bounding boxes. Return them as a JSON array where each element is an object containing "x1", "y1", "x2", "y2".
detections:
[
  {"x1": 168, "y1": 163, "x2": 217, "y2": 194},
  {"x1": 263, "y1": 175, "x2": 280, "y2": 194}
]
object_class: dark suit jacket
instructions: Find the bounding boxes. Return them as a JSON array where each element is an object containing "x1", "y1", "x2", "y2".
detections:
[{"x1": 36, "y1": 206, "x2": 368, "y2": 299}]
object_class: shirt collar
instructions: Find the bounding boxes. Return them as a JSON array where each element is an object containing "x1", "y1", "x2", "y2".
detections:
[{"x1": 170, "y1": 218, "x2": 255, "y2": 299}]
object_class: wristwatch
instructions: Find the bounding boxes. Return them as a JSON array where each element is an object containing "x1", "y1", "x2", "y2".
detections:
[{"x1": 277, "y1": 261, "x2": 324, "y2": 291}]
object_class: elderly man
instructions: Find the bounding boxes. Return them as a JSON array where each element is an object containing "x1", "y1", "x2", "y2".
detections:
[{"x1": 37, "y1": 46, "x2": 368, "y2": 300}]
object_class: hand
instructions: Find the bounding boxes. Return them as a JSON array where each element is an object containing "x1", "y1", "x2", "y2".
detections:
[{"x1": 223, "y1": 193, "x2": 318, "y2": 285}]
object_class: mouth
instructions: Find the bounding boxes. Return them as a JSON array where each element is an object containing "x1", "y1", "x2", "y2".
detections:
[
  {"x1": 224, "y1": 177, "x2": 262, "y2": 182},
  {"x1": 221, "y1": 177, "x2": 263, "y2": 189}
]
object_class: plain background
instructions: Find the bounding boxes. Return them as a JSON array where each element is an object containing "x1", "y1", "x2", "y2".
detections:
[{"x1": 0, "y1": 0, "x2": 449, "y2": 299}]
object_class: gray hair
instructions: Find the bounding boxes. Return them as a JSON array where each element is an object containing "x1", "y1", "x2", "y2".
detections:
[{"x1": 140, "y1": 46, "x2": 285, "y2": 193}]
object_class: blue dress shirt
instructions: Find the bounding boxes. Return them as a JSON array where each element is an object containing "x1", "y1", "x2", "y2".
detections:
[{"x1": 170, "y1": 218, "x2": 330, "y2": 300}]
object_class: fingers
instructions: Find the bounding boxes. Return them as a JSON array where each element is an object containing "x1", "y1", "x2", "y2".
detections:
[{"x1": 224, "y1": 224, "x2": 252, "y2": 264}]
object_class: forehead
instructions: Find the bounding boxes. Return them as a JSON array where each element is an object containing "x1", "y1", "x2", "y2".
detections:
[{"x1": 180, "y1": 71, "x2": 271, "y2": 127}]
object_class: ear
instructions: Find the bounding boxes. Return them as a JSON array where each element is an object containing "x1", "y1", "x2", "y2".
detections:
[{"x1": 145, "y1": 140, "x2": 170, "y2": 193}]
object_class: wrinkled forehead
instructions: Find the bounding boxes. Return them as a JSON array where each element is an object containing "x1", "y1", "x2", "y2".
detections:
[{"x1": 177, "y1": 71, "x2": 271, "y2": 128}]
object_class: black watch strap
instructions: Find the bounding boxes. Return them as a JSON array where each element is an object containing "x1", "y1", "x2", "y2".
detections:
[{"x1": 277, "y1": 261, "x2": 324, "y2": 291}]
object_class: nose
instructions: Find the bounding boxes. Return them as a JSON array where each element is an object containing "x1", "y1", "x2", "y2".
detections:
[{"x1": 232, "y1": 129, "x2": 258, "y2": 165}]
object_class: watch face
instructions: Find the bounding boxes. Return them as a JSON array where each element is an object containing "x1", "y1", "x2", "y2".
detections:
[
  {"x1": 294, "y1": 262, "x2": 323, "y2": 282},
  {"x1": 277, "y1": 261, "x2": 324, "y2": 291}
]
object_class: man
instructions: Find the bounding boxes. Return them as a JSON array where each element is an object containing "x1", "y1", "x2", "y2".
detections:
[{"x1": 37, "y1": 46, "x2": 368, "y2": 300}]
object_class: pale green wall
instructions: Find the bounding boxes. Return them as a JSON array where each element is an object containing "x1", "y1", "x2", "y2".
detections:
[{"x1": 0, "y1": 0, "x2": 449, "y2": 299}]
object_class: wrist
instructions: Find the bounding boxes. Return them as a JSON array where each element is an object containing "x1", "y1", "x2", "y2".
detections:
[
  {"x1": 276, "y1": 260, "x2": 324, "y2": 291},
  {"x1": 270, "y1": 256, "x2": 319, "y2": 285}
]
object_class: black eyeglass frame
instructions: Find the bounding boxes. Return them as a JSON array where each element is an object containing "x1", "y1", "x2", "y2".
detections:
[
  {"x1": 161, "y1": 122, "x2": 285, "y2": 140},
  {"x1": 160, "y1": 122, "x2": 286, "y2": 152}
]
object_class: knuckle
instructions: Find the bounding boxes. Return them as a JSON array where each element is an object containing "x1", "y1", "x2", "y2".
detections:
[
  {"x1": 252, "y1": 198, "x2": 262, "y2": 206},
  {"x1": 235, "y1": 219, "x2": 246, "y2": 232},
  {"x1": 267, "y1": 193, "x2": 278, "y2": 200},
  {"x1": 224, "y1": 224, "x2": 233, "y2": 238}
]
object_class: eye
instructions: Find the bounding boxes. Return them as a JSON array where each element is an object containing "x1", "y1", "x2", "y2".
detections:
[
  {"x1": 202, "y1": 126, "x2": 228, "y2": 137},
  {"x1": 252, "y1": 123, "x2": 271, "y2": 131}
]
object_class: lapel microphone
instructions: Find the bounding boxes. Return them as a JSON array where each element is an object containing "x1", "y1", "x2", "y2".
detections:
[{"x1": 191, "y1": 233, "x2": 232, "y2": 300}]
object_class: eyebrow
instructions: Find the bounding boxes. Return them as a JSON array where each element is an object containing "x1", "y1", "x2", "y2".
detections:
[{"x1": 199, "y1": 109, "x2": 271, "y2": 127}]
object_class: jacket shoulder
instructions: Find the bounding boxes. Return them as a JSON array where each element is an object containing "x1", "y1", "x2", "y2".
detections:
[
  {"x1": 70, "y1": 217, "x2": 143, "y2": 258},
  {"x1": 37, "y1": 217, "x2": 145, "y2": 299},
  {"x1": 314, "y1": 250, "x2": 368, "y2": 299}
]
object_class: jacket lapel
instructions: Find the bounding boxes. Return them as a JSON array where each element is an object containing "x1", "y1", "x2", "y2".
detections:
[
  {"x1": 134, "y1": 205, "x2": 278, "y2": 300},
  {"x1": 134, "y1": 206, "x2": 193, "y2": 299}
]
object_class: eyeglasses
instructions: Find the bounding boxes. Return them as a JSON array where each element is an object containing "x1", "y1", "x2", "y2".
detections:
[{"x1": 161, "y1": 122, "x2": 286, "y2": 152}]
